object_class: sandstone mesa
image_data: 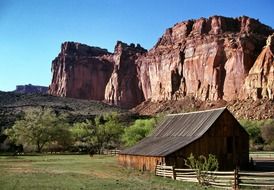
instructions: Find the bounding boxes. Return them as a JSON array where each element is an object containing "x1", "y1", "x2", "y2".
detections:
[{"x1": 49, "y1": 16, "x2": 274, "y2": 108}]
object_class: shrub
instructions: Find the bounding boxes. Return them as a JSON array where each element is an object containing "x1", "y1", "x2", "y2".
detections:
[{"x1": 184, "y1": 153, "x2": 219, "y2": 186}]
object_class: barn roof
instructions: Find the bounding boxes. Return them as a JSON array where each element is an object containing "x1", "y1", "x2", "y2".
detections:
[{"x1": 120, "y1": 107, "x2": 228, "y2": 156}]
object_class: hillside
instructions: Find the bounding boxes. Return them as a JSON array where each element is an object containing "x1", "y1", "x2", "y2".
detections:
[
  {"x1": 0, "y1": 91, "x2": 127, "y2": 129},
  {"x1": 131, "y1": 98, "x2": 274, "y2": 120}
]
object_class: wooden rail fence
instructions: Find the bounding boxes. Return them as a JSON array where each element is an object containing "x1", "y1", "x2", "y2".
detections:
[
  {"x1": 155, "y1": 165, "x2": 274, "y2": 189},
  {"x1": 106, "y1": 149, "x2": 120, "y2": 155},
  {"x1": 250, "y1": 152, "x2": 274, "y2": 159}
]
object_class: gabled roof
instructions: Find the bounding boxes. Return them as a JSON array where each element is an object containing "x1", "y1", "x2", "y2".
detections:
[{"x1": 120, "y1": 107, "x2": 227, "y2": 156}]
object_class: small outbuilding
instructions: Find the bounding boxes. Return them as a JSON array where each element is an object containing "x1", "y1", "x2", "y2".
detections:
[{"x1": 119, "y1": 107, "x2": 249, "y2": 171}]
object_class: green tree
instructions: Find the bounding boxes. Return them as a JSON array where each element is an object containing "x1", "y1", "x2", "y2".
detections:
[
  {"x1": 48, "y1": 120, "x2": 73, "y2": 152},
  {"x1": 122, "y1": 118, "x2": 156, "y2": 147},
  {"x1": 94, "y1": 113, "x2": 124, "y2": 153},
  {"x1": 70, "y1": 120, "x2": 96, "y2": 152},
  {"x1": 71, "y1": 112, "x2": 124, "y2": 154},
  {"x1": 240, "y1": 119, "x2": 274, "y2": 150},
  {"x1": 261, "y1": 122, "x2": 274, "y2": 150},
  {"x1": 4, "y1": 108, "x2": 71, "y2": 152},
  {"x1": 261, "y1": 123, "x2": 274, "y2": 144},
  {"x1": 240, "y1": 119, "x2": 263, "y2": 144}
]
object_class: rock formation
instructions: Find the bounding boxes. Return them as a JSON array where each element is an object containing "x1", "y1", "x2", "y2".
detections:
[
  {"x1": 138, "y1": 16, "x2": 273, "y2": 102},
  {"x1": 241, "y1": 33, "x2": 274, "y2": 100},
  {"x1": 104, "y1": 41, "x2": 147, "y2": 108},
  {"x1": 49, "y1": 16, "x2": 274, "y2": 108},
  {"x1": 49, "y1": 42, "x2": 114, "y2": 100},
  {"x1": 48, "y1": 41, "x2": 147, "y2": 108},
  {"x1": 14, "y1": 84, "x2": 48, "y2": 94}
]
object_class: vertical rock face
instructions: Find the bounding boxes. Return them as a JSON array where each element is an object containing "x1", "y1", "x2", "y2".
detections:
[
  {"x1": 49, "y1": 16, "x2": 274, "y2": 108},
  {"x1": 138, "y1": 16, "x2": 273, "y2": 102},
  {"x1": 48, "y1": 42, "x2": 114, "y2": 100},
  {"x1": 104, "y1": 42, "x2": 147, "y2": 108},
  {"x1": 241, "y1": 34, "x2": 274, "y2": 100},
  {"x1": 49, "y1": 41, "x2": 147, "y2": 108}
]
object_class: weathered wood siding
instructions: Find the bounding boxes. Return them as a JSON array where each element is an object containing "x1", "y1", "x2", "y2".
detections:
[
  {"x1": 119, "y1": 109, "x2": 249, "y2": 171},
  {"x1": 118, "y1": 154, "x2": 163, "y2": 171},
  {"x1": 166, "y1": 110, "x2": 249, "y2": 170}
]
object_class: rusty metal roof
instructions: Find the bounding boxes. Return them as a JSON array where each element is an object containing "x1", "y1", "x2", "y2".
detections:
[{"x1": 120, "y1": 107, "x2": 227, "y2": 156}]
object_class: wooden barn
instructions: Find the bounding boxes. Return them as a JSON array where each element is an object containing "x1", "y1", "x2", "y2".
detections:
[{"x1": 119, "y1": 107, "x2": 249, "y2": 171}]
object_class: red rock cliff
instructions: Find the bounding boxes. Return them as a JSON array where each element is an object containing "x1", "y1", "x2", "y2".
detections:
[
  {"x1": 49, "y1": 41, "x2": 147, "y2": 108},
  {"x1": 49, "y1": 16, "x2": 274, "y2": 108},
  {"x1": 138, "y1": 16, "x2": 273, "y2": 102},
  {"x1": 48, "y1": 42, "x2": 114, "y2": 100},
  {"x1": 104, "y1": 41, "x2": 147, "y2": 108},
  {"x1": 241, "y1": 34, "x2": 274, "y2": 100}
]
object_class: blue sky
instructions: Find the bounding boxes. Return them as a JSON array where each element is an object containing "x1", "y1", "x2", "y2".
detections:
[{"x1": 0, "y1": 0, "x2": 273, "y2": 91}]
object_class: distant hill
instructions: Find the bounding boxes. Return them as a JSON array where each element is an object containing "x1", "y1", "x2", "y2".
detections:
[
  {"x1": 13, "y1": 84, "x2": 48, "y2": 94},
  {"x1": 0, "y1": 91, "x2": 132, "y2": 129}
]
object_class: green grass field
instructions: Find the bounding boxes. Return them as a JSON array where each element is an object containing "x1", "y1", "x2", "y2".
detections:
[{"x1": 0, "y1": 155, "x2": 211, "y2": 190}]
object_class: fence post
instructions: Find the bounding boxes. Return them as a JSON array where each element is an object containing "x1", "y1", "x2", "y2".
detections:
[
  {"x1": 155, "y1": 164, "x2": 158, "y2": 176},
  {"x1": 233, "y1": 168, "x2": 239, "y2": 190},
  {"x1": 172, "y1": 166, "x2": 176, "y2": 180}
]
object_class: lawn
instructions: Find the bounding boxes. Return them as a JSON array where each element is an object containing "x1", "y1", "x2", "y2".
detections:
[{"x1": 0, "y1": 154, "x2": 210, "y2": 190}]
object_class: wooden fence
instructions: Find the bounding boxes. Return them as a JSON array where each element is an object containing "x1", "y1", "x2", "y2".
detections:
[
  {"x1": 105, "y1": 149, "x2": 120, "y2": 155},
  {"x1": 155, "y1": 165, "x2": 274, "y2": 189},
  {"x1": 239, "y1": 171, "x2": 274, "y2": 188},
  {"x1": 250, "y1": 152, "x2": 274, "y2": 159}
]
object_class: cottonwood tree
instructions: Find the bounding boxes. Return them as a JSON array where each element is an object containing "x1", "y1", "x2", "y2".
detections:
[
  {"x1": 122, "y1": 118, "x2": 156, "y2": 147},
  {"x1": 71, "y1": 119, "x2": 96, "y2": 152},
  {"x1": 261, "y1": 123, "x2": 274, "y2": 150},
  {"x1": 71, "y1": 112, "x2": 124, "y2": 154},
  {"x1": 5, "y1": 108, "x2": 71, "y2": 152},
  {"x1": 261, "y1": 123, "x2": 274, "y2": 143},
  {"x1": 94, "y1": 113, "x2": 124, "y2": 153}
]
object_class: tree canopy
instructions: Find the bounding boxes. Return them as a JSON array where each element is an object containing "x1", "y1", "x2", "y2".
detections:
[
  {"x1": 122, "y1": 118, "x2": 156, "y2": 147},
  {"x1": 4, "y1": 108, "x2": 156, "y2": 153},
  {"x1": 4, "y1": 108, "x2": 71, "y2": 152},
  {"x1": 70, "y1": 113, "x2": 124, "y2": 153}
]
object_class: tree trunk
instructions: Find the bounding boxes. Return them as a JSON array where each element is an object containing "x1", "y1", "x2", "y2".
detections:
[{"x1": 36, "y1": 141, "x2": 41, "y2": 153}]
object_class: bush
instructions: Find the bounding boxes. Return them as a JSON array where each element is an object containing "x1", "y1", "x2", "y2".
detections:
[{"x1": 184, "y1": 153, "x2": 219, "y2": 186}]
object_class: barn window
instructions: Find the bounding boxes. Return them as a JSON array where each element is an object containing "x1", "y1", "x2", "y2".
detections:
[{"x1": 227, "y1": 136, "x2": 233, "y2": 153}]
